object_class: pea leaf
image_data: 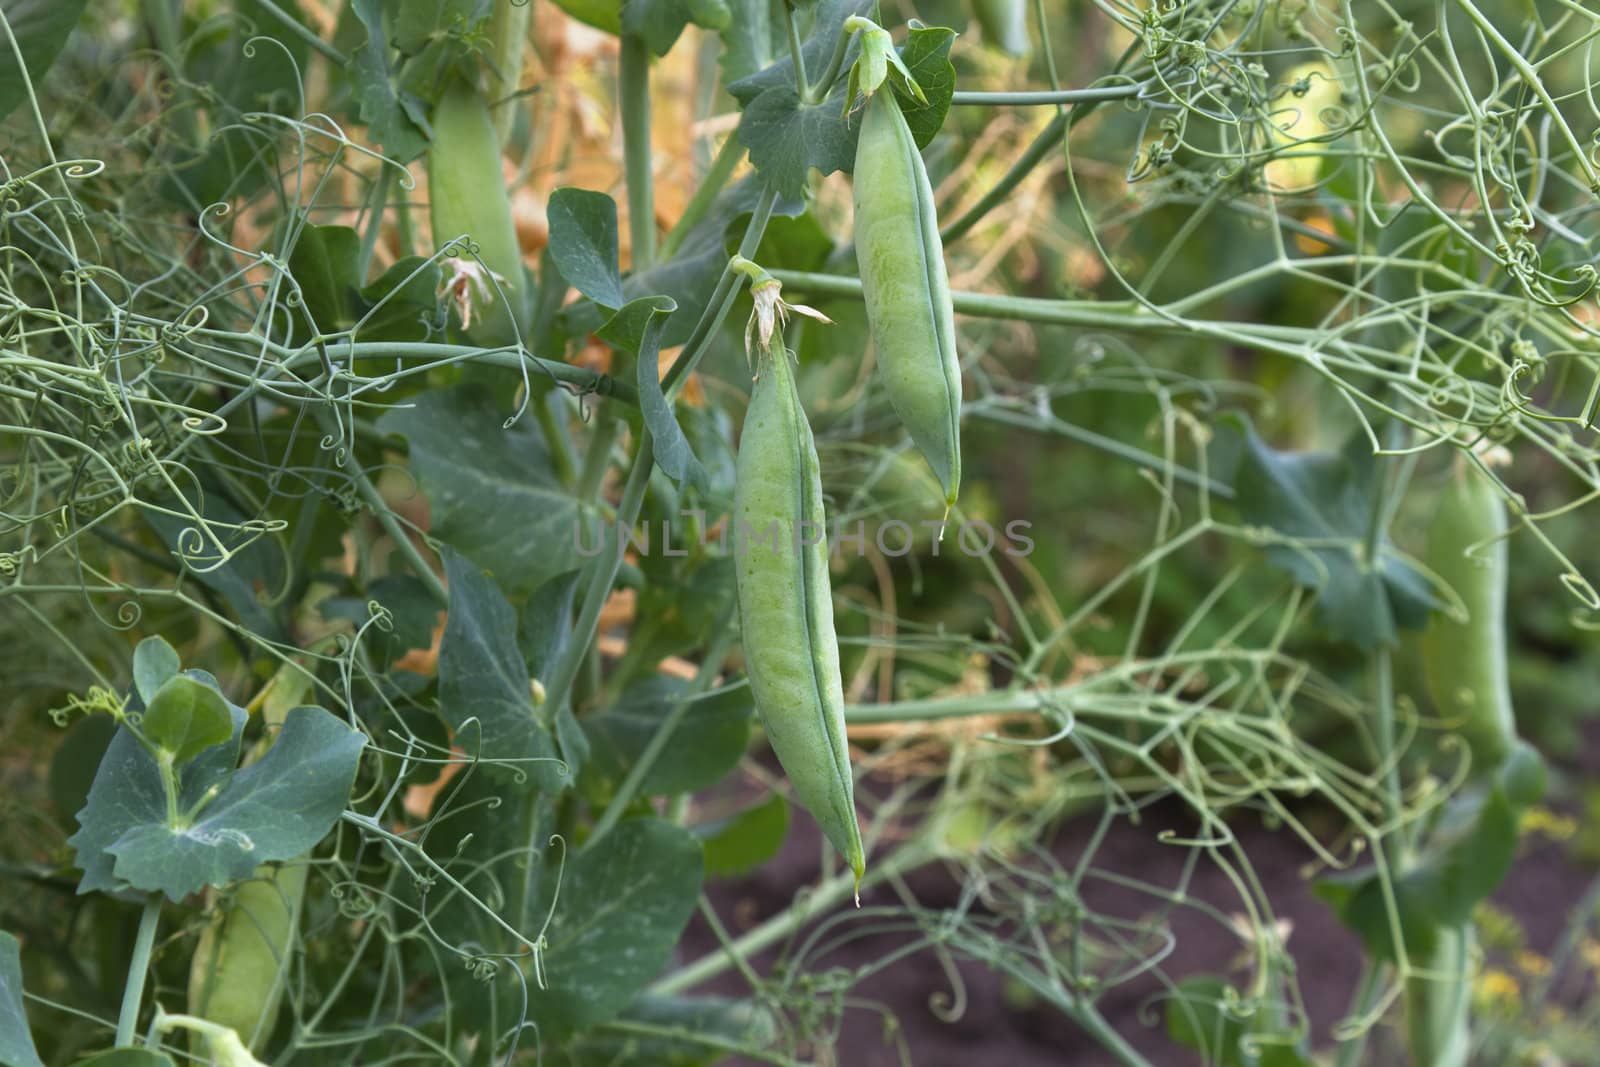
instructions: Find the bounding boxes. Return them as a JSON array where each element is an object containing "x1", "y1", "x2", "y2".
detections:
[
  {"x1": 583, "y1": 678, "x2": 752, "y2": 797},
  {"x1": 0, "y1": 0, "x2": 91, "y2": 123},
  {"x1": 349, "y1": 0, "x2": 430, "y2": 162},
  {"x1": 140, "y1": 674, "x2": 235, "y2": 767},
  {"x1": 695, "y1": 792, "x2": 789, "y2": 876},
  {"x1": 520, "y1": 570, "x2": 580, "y2": 683},
  {"x1": 1164, "y1": 975, "x2": 1312, "y2": 1067},
  {"x1": 71, "y1": 696, "x2": 364, "y2": 902},
  {"x1": 0, "y1": 932, "x2": 44, "y2": 1067},
  {"x1": 896, "y1": 23, "x2": 957, "y2": 149},
  {"x1": 379, "y1": 385, "x2": 594, "y2": 598},
  {"x1": 1214, "y1": 412, "x2": 1435, "y2": 649},
  {"x1": 729, "y1": 0, "x2": 873, "y2": 200},
  {"x1": 627, "y1": 296, "x2": 708, "y2": 489},
  {"x1": 1314, "y1": 751, "x2": 1544, "y2": 963},
  {"x1": 623, "y1": 0, "x2": 731, "y2": 56},
  {"x1": 716, "y1": 0, "x2": 780, "y2": 83},
  {"x1": 131, "y1": 636, "x2": 181, "y2": 705},
  {"x1": 437, "y1": 550, "x2": 567, "y2": 790},
  {"x1": 550, "y1": 0, "x2": 621, "y2": 35},
  {"x1": 527, "y1": 818, "x2": 703, "y2": 1038},
  {"x1": 548, "y1": 188, "x2": 626, "y2": 310}
]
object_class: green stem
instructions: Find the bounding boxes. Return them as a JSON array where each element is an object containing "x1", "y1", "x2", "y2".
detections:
[
  {"x1": 116, "y1": 895, "x2": 162, "y2": 1047},
  {"x1": 142, "y1": 0, "x2": 197, "y2": 147},
  {"x1": 314, "y1": 408, "x2": 449, "y2": 607},
  {"x1": 782, "y1": 0, "x2": 810, "y2": 98},
  {"x1": 619, "y1": 35, "x2": 656, "y2": 269},
  {"x1": 1333, "y1": 961, "x2": 1386, "y2": 1067},
  {"x1": 949, "y1": 84, "x2": 1145, "y2": 106},
  {"x1": 542, "y1": 191, "x2": 778, "y2": 718},
  {"x1": 660, "y1": 134, "x2": 745, "y2": 259},
  {"x1": 806, "y1": 19, "x2": 854, "y2": 104},
  {"x1": 650, "y1": 840, "x2": 936, "y2": 995},
  {"x1": 253, "y1": 0, "x2": 347, "y2": 65},
  {"x1": 941, "y1": 112, "x2": 1067, "y2": 243}
]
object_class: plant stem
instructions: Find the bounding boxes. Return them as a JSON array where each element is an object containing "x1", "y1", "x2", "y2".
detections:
[
  {"x1": 660, "y1": 134, "x2": 745, "y2": 259},
  {"x1": 941, "y1": 112, "x2": 1067, "y2": 242},
  {"x1": 651, "y1": 839, "x2": 936, "y2": 995},
  {"x1": 253, "y1": 0, "x2": 348, "y2": 64},
  {"x1": 807, "y1": 19, "x2": 854, "y2": 104},
  {"x1": 116, "y1": 895, "x2": 163, "y2": 1047},
  {"x1": 619, "y1": 34, "x2": 656, "y2": 269},
  {"x1": 782, "y1": 0, "x2": 810, "y2": 98},
  {"x1": 949, "y1": 84, "x2": 1146, "y2": 106}
]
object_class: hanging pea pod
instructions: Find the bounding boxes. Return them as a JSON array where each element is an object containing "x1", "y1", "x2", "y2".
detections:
[
  {"x1": 428, "y1": 79, "x2": 526, "y2": 345},
  {"x1": 852, "y1": 86, "x2": 963, "y2": 511},
  {"x1": 732, "y1": 265, "x2": 865, "y2": 892},
  {"x1": 1421, "y1": 455, "x2": 1518, "y2": 776},
  {"x1": 971, "y1": 0, "x2": 1030, "y2": 58}
]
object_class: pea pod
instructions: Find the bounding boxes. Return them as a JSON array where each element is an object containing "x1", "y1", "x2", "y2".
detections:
[
  {"x1": 187, "y1": 863, "x2": 307, "y2": 1052},
  {"x1": 1421, "y1": 458, "x2": 1516, "y2": 775},
  {"x1": 428, "y1": 80, "x2": 526, "y2": 345},
  {"x1": 733, "y1": 345, "x2": 865, "y2": 890},
  {"x1": 971, "y1": 0, "x2": 1030, "y2": 57},
  {"x1": 852, "y1": 88, "x2": 962, "y2": 510},
  {"x1": 1403, "y1": 924, "x2": 1472, "y2": 1067}
]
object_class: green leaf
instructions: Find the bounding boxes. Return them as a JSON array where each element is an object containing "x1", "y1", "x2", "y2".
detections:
[
  {"x1": 0, "y1": 0, "x2": 91, "y2": 123},
  {"x1": 550, "y1": 0, "x2": 622, "y2": 35},
  {"x1": 379, "y1": 384, "x2": 594, "y2": 597},
  {"x1": 695, "y1": 793, "x2": 789, "y2": 876},
  {"x1": 520, "y1": 570, "x2": 580, "y2": 683},
  {"x1": 131, "y1": 637, "x2": 180, "y2": 705},
  {"x1": 548, "y1": 188, "x2": 626, "y2": 309},
  {"x1": 896, "y1": 23, "x2": 957, "y2": 149},
  {"x1": 1315, "y1": 768, "x2": 1537, "y2": 963},
  {"x1": 628, "y1": 296, "x2": 708, "y2": 489},
  {"x1": 583, "y1": 678, "x2": 752, "y2": 797},
  {"x1": 319, "y1": 575, "x2": 441, "y2": 670},
  {"x1": 288, "y1": 224, "x2": 363, "y2": 334},
  {"x1": 392, "y1": 0, "x2": 492, "y2": 54},
  {"x1": 107, "y1": 707, "x2": 364, "y2": 901},
  {"x1": 528, "y1": 818, "x2": 703, "y2": 1037},
  {"x1": 70, "y1": 674, "x2": 248, "y2": 896},
  {"x1": 70, "y1": 699, "x2": 364, "y2": 902},
  {"x1": 438, "y1": 550, "x2": 566, "y2": 790},
  {"x1": 729, "y1": 0, "x2": 873, "y2": 200},
  {"x1": 1216, "y1": 413, "x2": 1435, "y2": 649},
  {"x1": 716, "y1": 0, "x2": 779, "y2": 83},
  {"x1": 1164, "y1": 975, "x2": 1311, "y2": 1067},
  {"x1": 623, "y1": 0, "x2": 730, "y2": 56},
  {"x1": 349, "y1": 0, "x2": 431, "y2": 162},
  {"x1": 0, "y1": 932, "x2": 43, "y2": 1067},
  {"x1": 356, "y1": 256, "x2": 443, "y2": 342},
  {"x1": 140, "y1": 674, "x2": 235, "y2": 766}
]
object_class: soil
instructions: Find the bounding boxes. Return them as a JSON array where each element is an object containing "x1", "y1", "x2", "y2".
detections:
[{"x1": 679, "y1": 749, "x2": 1600, "y2": 1067}]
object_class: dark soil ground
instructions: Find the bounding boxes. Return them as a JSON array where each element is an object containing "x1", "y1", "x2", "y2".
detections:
[{"x1": 680, "y1": 745, "x2": 1600, "y2": 1066}]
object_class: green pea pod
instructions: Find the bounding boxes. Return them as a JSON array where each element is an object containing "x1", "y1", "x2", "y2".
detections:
[
  {"x1": 428, "y1": 80, "x2": 526, "y2": 346},
  {"x1": 187, "y1": 863, "x2": 307, "y2": 1052},
  {"x1": 1421, "y1": 459, "x2": 1516, "y2": 775},
  {"x1": 971, "y1": 0, "x2": 1030, "y2": 57},
  {"x1": 734, "y1": 348, "x2": 865, "y2": 890},
  {"x1": 1403, "y1": 923, "x2": 1472, "y2": 1067},
  {"x1": 852, "y1": 88, "x2": 963, "y2": 511}
]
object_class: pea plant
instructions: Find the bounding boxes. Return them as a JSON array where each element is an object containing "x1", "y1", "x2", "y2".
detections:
[{"x1": 2, "y1": 0, "x2": 1598, "y2": 1065}]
